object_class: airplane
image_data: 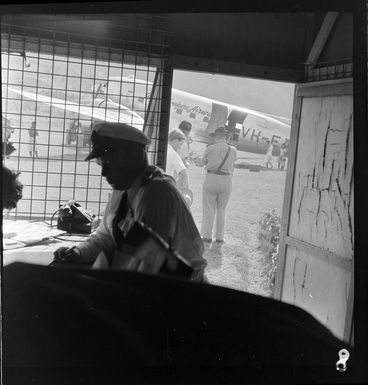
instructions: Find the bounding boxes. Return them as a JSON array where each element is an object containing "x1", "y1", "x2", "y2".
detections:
[
  {"x1": 6, "y1": 74, "x2": 291, "y2": 156},
  {"x1": 93, "y1": 75, "x2": 291, "y2": 155}
]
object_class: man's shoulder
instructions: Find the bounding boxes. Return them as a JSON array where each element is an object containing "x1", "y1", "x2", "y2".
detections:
[
  {"x1": 141, "y1": 176, "x2": 180, "y2": 204},
  {"x1": 142, "y1": 167, "x2": 177, "y2": 191}
]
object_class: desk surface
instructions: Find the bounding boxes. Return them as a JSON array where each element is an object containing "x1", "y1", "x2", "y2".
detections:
[{"x1": 3, "y1": 220, "x2": 89, "y2": 266}]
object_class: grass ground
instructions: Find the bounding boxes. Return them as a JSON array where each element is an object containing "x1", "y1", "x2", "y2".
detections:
[
  {"x1": 188, "y1": 142, "x2": 286, "y2": 296},
  {"x1": 4, "y1": 140, "x2": 286, "y2": 297}
]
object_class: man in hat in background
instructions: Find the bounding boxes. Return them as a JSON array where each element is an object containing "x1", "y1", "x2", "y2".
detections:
[
  {"x1": 54, "y1": 122, "x2": 207, "y2": 282},
  {"x1": 178, "y1": 120, "x2": 193, "y2": 167},
  {"x1": 201, "y1": 126, "x2": 237, "y2": 245},
  {"x1": 166, "y1": 128, "x2": 192, "y2": 206}
]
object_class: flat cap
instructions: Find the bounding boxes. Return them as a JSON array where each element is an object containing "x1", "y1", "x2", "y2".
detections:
[
  {"x1": 209, "y1": 126, "x2": 227, "y2": 137},
  {"x1": 168, "y1": 128, "x2": 186, "y2": 142},
  {"x1": 178, "y1": 120, "x2": 192, "y2": 132},
  {"x1": 84, "y1": 122, "x2": 151, "y2": 161},
  {"x1": 214, "y1": 126, "x2": 227, "y2": 135}
]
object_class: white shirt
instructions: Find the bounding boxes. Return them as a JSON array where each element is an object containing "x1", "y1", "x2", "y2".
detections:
[
  {"x1": 166, "y1": 144, "x2": 186, "y2": 181},
  {"x1": 178, "y1": 136, "x2": 191, "y2": 162},
  {"x1": 267, "y1": 144, "x2": 274, "y2": 156}
]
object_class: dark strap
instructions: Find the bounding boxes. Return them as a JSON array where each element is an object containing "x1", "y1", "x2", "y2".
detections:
[
  {"x1": 217, "y1": 145, "x2": 231, "y2": 172},
  {"x1": 112, "y1": 192, "x2": 130, "y2": 259},
  {"x1": 207, "y1": 170, "x2": 230, "y2": 176}
]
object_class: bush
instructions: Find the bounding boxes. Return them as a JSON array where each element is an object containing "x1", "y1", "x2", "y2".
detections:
[{"x1": 258, "y1": 209, "x2": 281, "y2": 288}]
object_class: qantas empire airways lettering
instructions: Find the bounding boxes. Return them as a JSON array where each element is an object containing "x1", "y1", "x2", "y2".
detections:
[
  {"x1": 171, "y1": 101, "x2": 211, "y2": 119},
  {"x1": 171, "y1": 100, "x2": 284, "y2": 145}
]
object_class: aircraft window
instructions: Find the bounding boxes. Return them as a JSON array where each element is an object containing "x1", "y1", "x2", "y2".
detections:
[
  {"x1": 176, "y1": 109, "x2": 183, "y2": 115},
  {"x1": 203, "y1": 116, "x2": 210, "y2": 122},
  {"x1": 189, "y1": 112, "x2": 196, "y2": 119}
]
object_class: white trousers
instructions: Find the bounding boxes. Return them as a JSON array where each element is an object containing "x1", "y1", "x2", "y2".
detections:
[{"x1": 201, "y1": 173, "x2": 232, "y2": 241}]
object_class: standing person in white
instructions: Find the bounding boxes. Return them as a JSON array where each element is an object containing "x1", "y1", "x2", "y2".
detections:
[
  {"x1": 265, "y1": 140, "x2": 274, "y2": 169},
  {"x1": 201, "y1": 126, "x2": 237, "y2": 244},
  {"x1": 178, "y1": 120, "x2": 193, "y2": 167},
  {"x1": 166, "y1": 129, "x2": 192, "y2": 206},
  {"x1": 28, "y1": 121, "x2": 39, "y2": 158}
]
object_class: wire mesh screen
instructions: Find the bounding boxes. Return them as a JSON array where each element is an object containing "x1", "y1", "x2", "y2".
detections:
[{"x1": 1, "y1": 19, "x2": 169, "y2": 221}]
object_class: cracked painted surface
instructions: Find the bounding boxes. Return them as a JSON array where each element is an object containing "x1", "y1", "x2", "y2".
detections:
[
  {"x1": 289, "y1": 95, "x2": 353, "y2": 258},
  {"x1": 282, "y1": 91, "x2": 353, "y2": 341},
  {"x1": 283, "y1": 247, "x2": 351, "y2": 340}
]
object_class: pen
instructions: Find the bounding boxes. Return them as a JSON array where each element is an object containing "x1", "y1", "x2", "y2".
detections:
[{"x1": 49, "y1": 245, "x2": 78, "y2": 266}]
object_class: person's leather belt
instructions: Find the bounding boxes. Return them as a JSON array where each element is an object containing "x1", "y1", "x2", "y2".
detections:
[{"x1": 207, "y1": 170, "x2": 231, "y2": 176}]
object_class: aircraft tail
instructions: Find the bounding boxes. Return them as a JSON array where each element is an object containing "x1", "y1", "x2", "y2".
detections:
[{"x1": 205, "y1": 103, "x2": 228, "y2": 135}]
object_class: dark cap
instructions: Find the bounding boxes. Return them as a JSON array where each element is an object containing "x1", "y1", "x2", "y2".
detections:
[
  {"x1": 179, "y1": 120, "x2": 192, "y2": 132},
  {"x1": 209, "y1": 126, "x2": 227, "y2": 137},
  {"x1": 84, "y1": 122, "x2": 151, "y2": 161}
]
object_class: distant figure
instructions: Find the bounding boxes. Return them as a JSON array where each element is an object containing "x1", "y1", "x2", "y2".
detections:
[
  {"x1": 178, "y1": 120, "x2": 193, "y2": 167},
  {"x1": 265, "y1": 140, "x2": 274, "y2": 169},
  {"x1": 66, "y1": 119, "x2": 79, "y2": 144},
  {"x1": 2, "y1": 115, "x2": 16, "y2": 157},
  {"x1": 81, "y1": 122, "x2": 92, "y2": 147},
  {"x1": 2, "y1": 166, "x2": 23, "y2": 210},
  {"x1": 201, "y1": 126, "x2": 237, "y2": 244},
  {"x1": 166, "y1": 128, "x2": 192, "y2": 206},
  {"x1": 278, "y1": 142, "x2": 288, "y2": 170},
  {"x1": 28, "y1": 121, "x2": 39, "y2": 157}
]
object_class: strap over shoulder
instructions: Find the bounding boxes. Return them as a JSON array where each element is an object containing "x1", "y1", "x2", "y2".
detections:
[{"x1": 217, "y1": 145, "x2": 231, "y2": 172}]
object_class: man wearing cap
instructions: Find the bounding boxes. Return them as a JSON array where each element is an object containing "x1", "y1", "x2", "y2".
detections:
[
  {"x1": 201, "y1": 126, "x2": 237, "y2": 244},
  {"x1": 54, "y1": 122, "x2": 207, "y2": 282},
  {"x1": 166, "y1": 128, "x2": 191, "y2": 203},
  {"x1": 178, "y1": 120, "x2": 193, "y2": 167}
]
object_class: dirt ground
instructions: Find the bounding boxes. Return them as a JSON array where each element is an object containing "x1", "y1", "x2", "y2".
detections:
[{"x1": 188, "y1": 142, "x2": 286, "y2": 297}]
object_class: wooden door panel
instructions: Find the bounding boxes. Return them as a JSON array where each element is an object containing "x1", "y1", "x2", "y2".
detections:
[{"x1": 275, "y1": 79, "x2": 353, "y2": 343}]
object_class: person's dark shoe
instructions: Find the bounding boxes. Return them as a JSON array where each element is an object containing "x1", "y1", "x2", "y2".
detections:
[
  {"x1": 202, "y1": 237, "x2": 212, "y2": 244},
  {"x1": 215, "y1": 239, "x2": 225, "y2": 244}
]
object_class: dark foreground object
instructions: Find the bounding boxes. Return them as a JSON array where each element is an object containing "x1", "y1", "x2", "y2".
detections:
[{"x1": 3, "y1": 262, "x2": 354, "y2": 384}]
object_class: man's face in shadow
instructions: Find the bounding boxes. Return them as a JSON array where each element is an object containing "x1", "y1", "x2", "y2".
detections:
[{"x1": 97, "y1": 148, "x2": 143, "y2": 191}]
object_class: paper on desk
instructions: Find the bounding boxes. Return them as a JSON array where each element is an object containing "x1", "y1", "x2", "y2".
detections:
[{"x1": 2, "y1": 220, "x2": 66, "y2": 250}]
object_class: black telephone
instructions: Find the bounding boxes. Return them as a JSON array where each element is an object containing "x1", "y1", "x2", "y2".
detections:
[{"x1": 57, "y1": 200, "x2": 95, "y2": 234}]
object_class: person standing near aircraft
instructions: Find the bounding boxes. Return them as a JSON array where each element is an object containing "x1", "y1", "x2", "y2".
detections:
[
  {"x1": 265, "y1": 140, "x2": 274, "y2": 169},
  {"x1": 166, "y1": 129, "x2": 192, "y2": 206},
  {"x1": 28, "y1": 121, "x2": 39, "y2": 158},
  {"x1": 277, "y1": 142, "x2": 287, "y2": 170},
  {"x1": 53, "y1": 122, "x2": 206, "y2": 282},
  {"x1": 66, "y1": 119, "x2": 79, "y2": 144},
  {"x1": 201, "y1": 126, "x2": 237, "y2": 244},
  {"x1": 178, "y1": 120, "x2": 193, "y2": 167}
]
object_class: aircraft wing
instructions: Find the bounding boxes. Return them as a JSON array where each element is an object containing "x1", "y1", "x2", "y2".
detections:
[
  {"x1": 7, "y1": 87, "x2": 144, "y2": 129},
  {"x1": 174, "y1": 89, "x2": 290, "y2": 129}
]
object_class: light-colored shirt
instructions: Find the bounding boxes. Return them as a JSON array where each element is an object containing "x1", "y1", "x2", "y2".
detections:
[
  {"x1": 178, "y1": 136, "x2": 192, "y2": 163},
  {"x1": 166, "y1": 143, "x2": 186, "y2": 181},
  {"x1": 77, "y1": 165, "x2": 206, "y2": 281},
  {"x1": 267, "y1": 144, "x2": 274, "y2": 156},
  {"x1": 202, "y1": 141, "x2": 237, "y2": 175}
]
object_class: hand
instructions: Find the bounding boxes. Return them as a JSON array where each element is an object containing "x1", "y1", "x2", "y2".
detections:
[{"x1": 53, "y1": 246, "x2": 81, "y2": 264}]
